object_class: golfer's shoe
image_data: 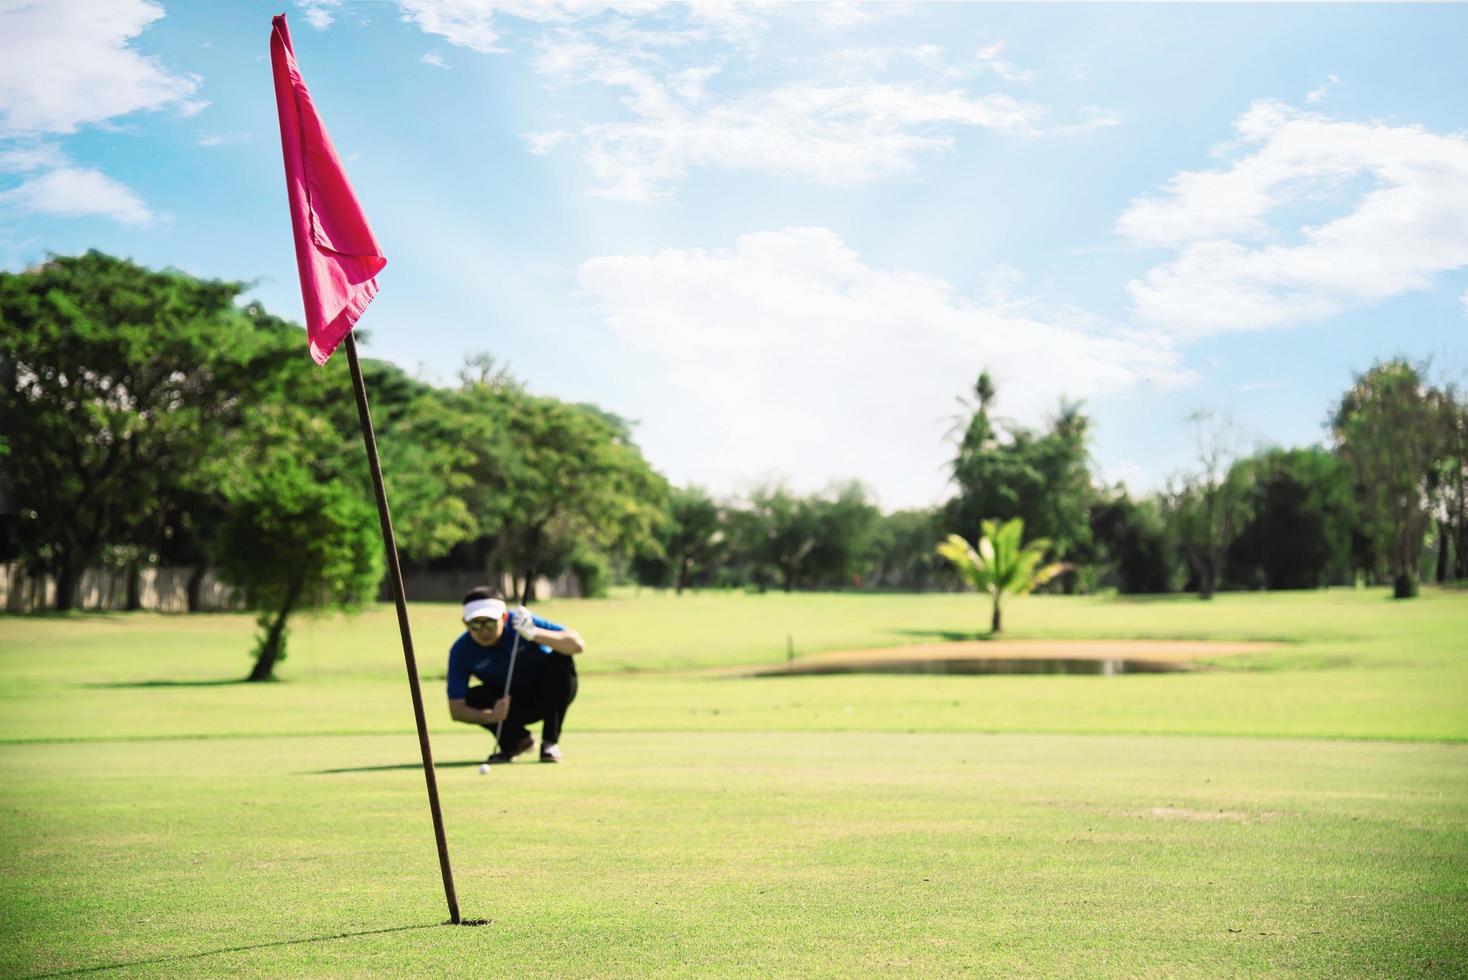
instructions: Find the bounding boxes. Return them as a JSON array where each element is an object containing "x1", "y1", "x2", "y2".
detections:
[
  {"x1": 486, "y1": 734, "x2": 534, "y2": 765},
  {"x1": 540, "y1": 743, "x2": 563, "y2": 764}
]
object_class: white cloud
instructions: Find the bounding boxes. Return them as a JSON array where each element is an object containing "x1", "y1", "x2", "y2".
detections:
[
  {"x1": 196, "y1": 132, "x2": 247, "y2": 147},
  {"x1": 421, "y1": 52, "x2": 449, "y2": 69},
  {"x1": 397, "y1": 0, "x2": 507, "y2": 53},
  {"x1": 578, "y1": 227, "x2": 1185, "y2": 507},
  {"x1": 682, "y1": 1, "x2": 770, "y2": 40},
  {"x1": 1305, "y1": 73, "x2": 1340, "y2": 105},
  {"x1": 394, "y1": 1, "x2": 692, "y2": 54},
  {"x1": 393, "y1": 6, "x2": 1101, "y2": 200},
  {"x1": 829, "y1": 45, "x2": 943, "y2": 78},
  {"x1": 818, "y1": 2, "x2": 878, "y2": 29},
  {"x1": 0, "y1": 0, "x2": 203, "y2": 136},
  {"x1": 535, "y1": 31, "x2": 1045, "y2": 200},
  {"x1": 523, "y1": 129, "x2": 571, "y2": 154},
  {"x1": 976, "y1": 41, "x2": 1035, "y2": 84},
  {"x1": 0, "y1": 166, "x2": 153, "y2": 225},
  {"x1": 1055, "y1": 105, "x2": 1121, "y2": 136},
  {"x1": 0, "y1": 142, "x2": 66, "y2": 172},
  {"x1": 1118, "y1": 100, "x2": 1468, "y2": 336},
  {"x1": 299, "y1": 0, "x2": 342, "y2": 30},
  {"x1": 0, "y1": 143, "x2": 155, "y2": 225}
]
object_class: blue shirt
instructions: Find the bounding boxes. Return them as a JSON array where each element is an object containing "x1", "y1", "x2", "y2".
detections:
[{"x1": 445, "y1": 615, "x2": 564, "y2": 700}]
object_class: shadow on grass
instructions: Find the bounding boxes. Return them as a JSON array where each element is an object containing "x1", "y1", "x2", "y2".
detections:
[
  {"x1": 3, "y1": 611, "x2": 146, "y2": 623},
  {"x1": 79, "y1": 678, "x2": 254, "y2": 689},
  {"x1": 308, "y1": 760, "x2": 487, "y2": 775},
  {"x1": 888, "y1": 628, "x2": 993, "y2": 642},
  {"x1": 24, "y1": 923, "x2": 452, "y2": 978}
]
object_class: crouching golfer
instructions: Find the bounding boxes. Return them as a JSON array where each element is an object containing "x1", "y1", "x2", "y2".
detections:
[{"x1": 447, "y1": 587, "x2": 584, "y2": 764}]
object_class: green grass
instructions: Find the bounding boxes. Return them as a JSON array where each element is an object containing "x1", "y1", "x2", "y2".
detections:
[
  {"x1": 1, "y1": 588, "x2": 1466, "y2": 976},
  {"x1": 2, "y1": 587, "x2": 1464, "y2": 743}
]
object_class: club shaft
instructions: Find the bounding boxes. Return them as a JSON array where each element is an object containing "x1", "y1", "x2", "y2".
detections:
[{"x1": 493, "y1": 630, "x2": 522, "y2": 751}]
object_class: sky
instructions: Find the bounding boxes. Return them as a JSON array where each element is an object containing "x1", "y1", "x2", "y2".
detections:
[{"x1": 2, "y1": 0, "x2": 1466, "y2": 512}]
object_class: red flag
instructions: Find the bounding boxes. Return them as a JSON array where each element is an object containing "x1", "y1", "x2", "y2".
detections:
[{"x1": 269, "y1": 14, "x2": 386, "y2": 365}]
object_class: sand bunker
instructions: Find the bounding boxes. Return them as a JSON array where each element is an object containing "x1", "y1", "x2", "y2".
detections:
[{"x1": 754, "y1": 639, "x2": 1279, "y2": 676}]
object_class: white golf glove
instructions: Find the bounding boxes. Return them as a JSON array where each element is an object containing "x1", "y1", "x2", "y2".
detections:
[{"x1": 510, "y1": 605, "x2": 539, "y2": 642}]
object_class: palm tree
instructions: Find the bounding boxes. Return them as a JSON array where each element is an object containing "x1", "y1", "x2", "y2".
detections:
[{"x1": 937, "y1": 518, "x2": 1070, "y2": 634}]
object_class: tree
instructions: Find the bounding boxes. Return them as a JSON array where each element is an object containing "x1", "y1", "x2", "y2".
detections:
[
  {"x1": 945, "y1": 375, "x2": 1095, "y2": 572},
  {"x1": 183, "y1": 303, "x2": 388, "y2": 679},
  {"x1": 868, "y1": 508, "x2": 945, "y2": 591},
  {"x1": 324, "y1": 353, "x2": 670, "y2": 600},
  {"x1": 407, "y1": 378, "x2": 521, "y2": 581},
  {"x1": 744, "y1": 485, "x2": 821, "y2": 592},
  {"x1": 937, "y1": 518, "x2": 1069, "y2": 633},
  {"x1": 1426, "y1": 385, "x2": 1467, "y2": 582},
  {"x1": 1163, "y1": 412, "x2": 1247, "y2": 599},
  {"x1": 716, "y1": 505, "x2": 775, "y2": 591},
  {"x1": 209, "y1": 401, "x2": 383, "y2": 681},
  {"x1": 0, "y1": 252, "x2": 271, "y2": 609},
  {"x1": 1025, "y1": 400, "x2": 1095, "y2": 585},
  {"x1": 945, "y1": 372, "x2": 1027, "y2": 537},
  {"x1": 1227, "y1": 448, "x2": 1355, "y2": 590},
  {"x1": 455, "y1": 350, "x2": 522, "y2": 392},
  {"x1": 374, "y1": 392, "x2": 479, "y2": 564},
  {"x1": 664, "y1": 485, "x2": 724, "y2": 594},
  {"x1": 802, "y1": 481, "x2": 882, "y2": 589},
  {"x1": 498, "y1": 397, "x2": 667, "y2": 602},
  {"x1": 1089, "y1": 492, "x2": 1176, "y2": 594},
  {"x1": 215, "y1": 462, "x2": 382, "y2": 681},
  {"x1": 1332, "y1": 360, "x2": 1437, "y2": 598}
]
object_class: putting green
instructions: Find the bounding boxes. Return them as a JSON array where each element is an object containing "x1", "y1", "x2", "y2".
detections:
[
  {"x1": 1, "y1": 588, "x2": 1465, "y2": 975},
  {"x1": 2, "y1": 732, "x2": 1465, "y2": 976}
]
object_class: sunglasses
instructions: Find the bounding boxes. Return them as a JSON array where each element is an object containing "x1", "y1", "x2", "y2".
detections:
[{"x1": 466, "y1": 618, "x2": 499, "y2": 631}]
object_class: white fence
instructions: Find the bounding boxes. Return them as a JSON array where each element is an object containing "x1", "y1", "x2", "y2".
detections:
[
  {"x1": 0, "y1": 563, "x2": 241, "y2": 613},
  {"x1": 1, "y1": 563, "x2": 580, "y2": 613},
  {"x1": 388, "y1": 570, "x2": 582, "y2": 603}
]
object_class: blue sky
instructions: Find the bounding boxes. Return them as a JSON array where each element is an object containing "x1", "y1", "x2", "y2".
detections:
[{"x1": 3, "y1": 1, "x2": 1466, "y2": 510}]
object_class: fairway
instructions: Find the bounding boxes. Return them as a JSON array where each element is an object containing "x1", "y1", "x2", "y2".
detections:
[
  {"x1": 10, "y1": 2, "x2": 1468, "y2": 976},
  {"x1": 2, "y1": 589, "x2": 1467, "y2": 976}
]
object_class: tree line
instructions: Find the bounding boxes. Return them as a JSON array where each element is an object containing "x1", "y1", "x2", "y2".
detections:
[
  {"x1": 0, "y1": 253, "x2": 667, "y2": 676},
  {"x1": 639, "y1": 365, "x2": 1466, "y2": 603},
  {"x1": 3, "y1": 253, "x2": 1464, "y2": 670}
]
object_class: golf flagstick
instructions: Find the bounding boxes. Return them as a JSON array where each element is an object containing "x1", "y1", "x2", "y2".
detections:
[
  {"x1": 493, "y1": 628, "x2": 524, "y2": 755},
  {"x1": 270, "y1": 15, "x2": 460, "y2": 926},
  {"x1": 344, "y1": 333, "x2": 461, "y2": 924}
]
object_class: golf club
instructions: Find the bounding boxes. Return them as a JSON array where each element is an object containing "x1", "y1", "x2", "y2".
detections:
[{"x1": 491, "y1": 620, "x2": 523, "y2": 759}]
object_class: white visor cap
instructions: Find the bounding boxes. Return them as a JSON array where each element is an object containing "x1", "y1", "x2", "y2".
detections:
[{"x1": 463, "y1": 598, "x2": 507, "y2": 623}]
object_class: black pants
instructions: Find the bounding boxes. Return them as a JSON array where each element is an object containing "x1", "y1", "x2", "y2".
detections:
[{"x1": 465, "y1": 654, "x2": 578, "y2": 751}]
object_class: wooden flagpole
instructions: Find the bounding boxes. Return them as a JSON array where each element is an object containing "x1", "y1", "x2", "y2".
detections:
[{"x1": 343, "y1": 331, "x2": 461, "y2": 925}]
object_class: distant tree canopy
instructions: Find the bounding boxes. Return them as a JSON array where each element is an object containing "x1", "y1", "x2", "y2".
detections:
[
  {"x1": 0, "y1": 253, "x2": 671, "y2": 670},
  {"x1": 945, "y1": 373, "x2": 1094, "y2": 579},
  {"x1": 0, "y1": 252, "x2": 260, "y2": 609},
  {"x1": 1430, "y1": 385, "x2": 1468, "y2": 582},
  {"x1": 208, "y1": 397, "x2": 383, "y2": 681},
  {"x1": 1331, "y1": 360, "x2": 1443, "y2": 598},
  {"x1": 396, "y1": 373, "x2": 670, "y2": 602},
  {"x1": 3, "y1": 254, "x2": 1464, "y2": 624},
  {"x1": 1089, "y1": 493, "x2": 1176, "y2": 595},
  {"x1": 663, "y1": 485, "x2": 724, "y2": 595},
  {"x1": 1226, "y1": 448, "x2": 1355, "y2": 591}
]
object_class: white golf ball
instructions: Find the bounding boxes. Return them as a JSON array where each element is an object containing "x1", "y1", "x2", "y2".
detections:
[{"x1": 478, "y1": 763, "x2": 491, "y2": 775}]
